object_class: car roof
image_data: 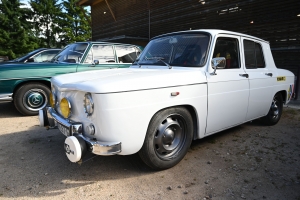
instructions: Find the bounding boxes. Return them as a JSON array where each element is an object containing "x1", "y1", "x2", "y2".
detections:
[
  {"x1": 152, "y1": 29, "x2": 269, "y2": 44},
  {"x1": 74, "y1": 41, "x2": 141, "y2": 46}
]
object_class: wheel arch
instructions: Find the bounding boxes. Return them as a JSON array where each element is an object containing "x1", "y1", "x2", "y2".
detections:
[
  {"x1": 146, "y1": 104, "x2": 199, "y2": 141},
  {"x1": 276, "y1": 90, "x2": 287, "y2": 104},
  {"x1": 12, "y1": 79, "x2": 51, "y2": 99}
]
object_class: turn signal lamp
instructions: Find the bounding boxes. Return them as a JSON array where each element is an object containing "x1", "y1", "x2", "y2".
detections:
[
  {"x1": 49, "y1": 93, "x2": 56, "y2": 108},
  {"x1": 60, "y1": 98, "x2": 71, "y2": 118}
]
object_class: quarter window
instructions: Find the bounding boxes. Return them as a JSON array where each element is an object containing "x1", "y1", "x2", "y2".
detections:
[{"x1": 244, "y1": 40, "x2": 265, "y2": 68}]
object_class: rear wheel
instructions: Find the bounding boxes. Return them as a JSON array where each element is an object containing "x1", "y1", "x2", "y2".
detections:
[
  {"x1": 14, "y1": 83, "x2": 50, "y2": 116},
  {"x1": 262, "y1": 93, "x2": 283, "y2": 125},
  {"x1": 139, "y1": 107, "x2": 193, "y2": 170}
]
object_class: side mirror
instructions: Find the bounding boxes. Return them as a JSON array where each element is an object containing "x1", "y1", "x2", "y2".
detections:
[
  {"x1": 210, "y1": 57, "x2": 226, "y2": 75},
  {"x1": 93, "y1": 60, "x2": 99, "y2": 65}
]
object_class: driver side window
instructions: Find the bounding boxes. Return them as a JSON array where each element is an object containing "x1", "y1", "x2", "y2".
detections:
[
  {"x1": 93, "y1": 45, "x2": 115, "y2": 63},
  {"x1": 83, "y1": 45, "x2": 115, "y2": 64},
  {"x1": 213, "y1": 37, "x2": 240, "y2": 69}
]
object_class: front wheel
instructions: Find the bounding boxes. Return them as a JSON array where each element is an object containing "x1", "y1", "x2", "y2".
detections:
[
  {"x1": 138, "y1": 107, "x2": 193, "y2": 170},
  {"x1": 14, "y1": 83, "x2": 50, "y2": 116},
  {"x1": 262, "y1": 93, "x2": 283, "y2": 126}
]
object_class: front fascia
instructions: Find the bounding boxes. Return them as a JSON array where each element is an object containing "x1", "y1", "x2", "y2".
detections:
[{"x1": 57, "y1": 83, "x2": 207, "y2": 155}]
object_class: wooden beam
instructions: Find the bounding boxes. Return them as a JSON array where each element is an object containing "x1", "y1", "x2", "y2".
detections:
[
  {"x1": 91, "y1": 0, "x2": 104, "y2": 6},
  {"x1": 104, "y1": 0, "x2": 117, "y2": 22},
  {"x1": 77, "y1": 0, "x2": 89, "y2": 6}
]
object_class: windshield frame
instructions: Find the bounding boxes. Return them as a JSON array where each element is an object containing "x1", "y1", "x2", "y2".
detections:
[
  {"x1": 51, "y1": 43, "x2": 89, "y2": 63},
  {"x1": 135, "y1": 32, "x2": 211, "y2": 68}
]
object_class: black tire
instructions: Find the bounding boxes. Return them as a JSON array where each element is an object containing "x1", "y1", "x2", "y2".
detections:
[
  {"x1": 138, "y1": 107, "x2": 193, "y2": 170},
  {"x1": 262, "y1": 93, "x2": 283, "y2": 126},
  {"x1": 14, "y1": 83, "x2": 50, "y2": 116}
]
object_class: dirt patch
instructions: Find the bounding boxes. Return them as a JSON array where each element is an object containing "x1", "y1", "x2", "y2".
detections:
[{"x1": 0, "y1": 101, "x2": 300, "y2": 199}]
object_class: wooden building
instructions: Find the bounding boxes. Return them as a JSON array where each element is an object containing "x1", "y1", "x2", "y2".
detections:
[{"x1": 78, "y1": 0, "x2": 300, "y2": 99}]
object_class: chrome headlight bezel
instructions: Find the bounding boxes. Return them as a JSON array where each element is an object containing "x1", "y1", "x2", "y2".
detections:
[{"x1": 84, "y1": 93, "x2": 94, "y2": 116}]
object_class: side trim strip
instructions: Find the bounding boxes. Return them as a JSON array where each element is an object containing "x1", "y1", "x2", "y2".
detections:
[{"x1": 95, "y1": 82, "x2": 208, "y2": 94}]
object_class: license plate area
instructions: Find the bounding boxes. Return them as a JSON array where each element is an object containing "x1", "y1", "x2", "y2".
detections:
[{"x1": 57, "y1": 122, "x2": 71, "y2": 137}]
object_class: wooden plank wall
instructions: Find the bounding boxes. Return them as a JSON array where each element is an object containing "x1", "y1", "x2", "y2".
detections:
[
  {"x1": 91, "y1": 0, "x2": 299, "y2": 47},
  {"x1": 90, "y1": 0, "x2": 300, "y2": 98}
]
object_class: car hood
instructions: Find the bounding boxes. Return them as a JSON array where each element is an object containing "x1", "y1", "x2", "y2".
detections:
[{"x1": 52, "y1": 67, "x2": 207, "y2": 93}]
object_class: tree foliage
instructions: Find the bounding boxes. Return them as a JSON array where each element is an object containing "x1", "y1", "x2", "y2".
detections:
[
  {"x1": 0, "y1": 0, "x2": 38, "y2": 59},
  {"x1": 30, "y1": 0, "x2": 64, "y2": 48},
  {"x1": 59, "y1": 0, "x2": 91, "y2": 46},
  {"x1": 0, "y1": 0, "x2": 91, "y2": 59}
]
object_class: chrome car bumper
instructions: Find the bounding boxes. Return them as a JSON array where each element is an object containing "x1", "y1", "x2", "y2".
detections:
[{"x1": 39, "y1": 107, "x2": 121, "y2": 156}]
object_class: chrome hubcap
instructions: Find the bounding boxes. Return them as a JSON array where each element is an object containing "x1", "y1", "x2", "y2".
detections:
[
  {"x1": 271, "y1": 98, "x2": 279, "y2": 119},
  {"x1": 23, "y1": 89, "x2": 48, "y2": 111},
  {"x1": 154, "y1": 115, "x2": 186, "y2": 159}
]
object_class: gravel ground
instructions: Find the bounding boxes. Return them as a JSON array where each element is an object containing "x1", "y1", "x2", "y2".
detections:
[{"x1": 0, "y1": 101, "x2": 300, "y2": 200}]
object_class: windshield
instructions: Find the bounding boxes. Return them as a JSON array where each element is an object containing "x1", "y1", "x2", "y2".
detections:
[
  {"x1": 136, "y1": 33, "x2": 210, "y2": 67},
  {"x1": 52, "y1": 43, "x2": 89, "y2": 63}
]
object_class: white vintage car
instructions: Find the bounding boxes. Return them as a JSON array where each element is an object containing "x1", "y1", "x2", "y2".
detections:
[{"x1": 39, "y1": 29, "x2": 295, "y2": 170}]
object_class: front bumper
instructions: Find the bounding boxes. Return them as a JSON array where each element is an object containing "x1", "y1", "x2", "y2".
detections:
[{"x1": 39, "y1": 107, "x2": 121, "y2": 156}]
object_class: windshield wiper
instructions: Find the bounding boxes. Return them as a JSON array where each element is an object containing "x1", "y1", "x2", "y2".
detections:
[
  {"x1": 51, "y1": 55, "x2": 61, "y2": 63},
  {"x1": 145, "y1": 56, "x2": 172, "y2": 69},
  {"x1": 133, "y1": 58, "x2": 141, "y2": 68}
]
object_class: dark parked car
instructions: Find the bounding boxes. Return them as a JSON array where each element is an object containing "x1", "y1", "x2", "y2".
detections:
[
  {"x1": 0, "y1": 48, "x2": 61, "y2": 64},
  {"x1": 0, "y1": 42, "x2": 142, "y2": 115}
]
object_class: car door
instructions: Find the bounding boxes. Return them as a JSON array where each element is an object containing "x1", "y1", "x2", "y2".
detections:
[
  {"x1": 206, "y1": 35, "x2": 250, "y2": 134},
  {"x1": 242, "y1": 38, "x2": 274, "y2": 121},
  {"x1": 76, "y1": 44, "x2": 119, "y2": 72}
]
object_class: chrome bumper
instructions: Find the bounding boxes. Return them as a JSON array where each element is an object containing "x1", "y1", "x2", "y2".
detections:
[{"x1": 39, "y1": 107, "x2": 121, "y2": 155}]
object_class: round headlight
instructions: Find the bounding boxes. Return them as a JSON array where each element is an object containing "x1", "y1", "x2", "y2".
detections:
[
  {"x1": 49, "y1": 93, "x2": 56, "y2": 108},
  {"x1": 60, "y1": 98, "x2": 71, "y2": 118},
  {"x1": 84, "y1": 93, "x2": 94, "y2": 116}
]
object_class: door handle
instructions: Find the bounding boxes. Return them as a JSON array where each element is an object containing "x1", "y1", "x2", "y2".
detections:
[
  {"x1": 265, "y1": 73, "x2": 273, "y2": 77},
  {"x1": 239, "y1": 74, "x2": 249, "y2": 78}
]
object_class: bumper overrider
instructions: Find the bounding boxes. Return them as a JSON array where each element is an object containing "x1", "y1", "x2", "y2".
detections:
[{"x1": 39, "y1": 107, "x2": 121, "y2": 163}]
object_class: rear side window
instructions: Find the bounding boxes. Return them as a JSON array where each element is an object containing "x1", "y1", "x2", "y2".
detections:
[{"x1": 244, "y1": 40, "x2": 265, "y2": 68}]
